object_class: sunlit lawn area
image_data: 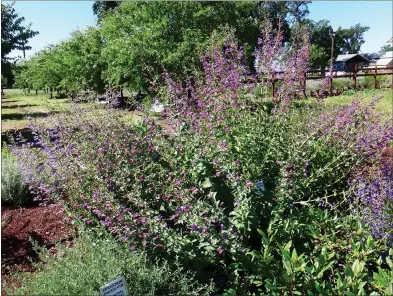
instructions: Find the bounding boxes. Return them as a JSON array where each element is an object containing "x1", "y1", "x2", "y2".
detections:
[
  {"x1": 1, "y1": 89, "x2": 71, "y2": 131},
  {"x1": 322, "y1": 89, "x2": 393, "y2": 116},
  {"x1": 1, "y1": 89, "x2": 142, "y2": 133}
]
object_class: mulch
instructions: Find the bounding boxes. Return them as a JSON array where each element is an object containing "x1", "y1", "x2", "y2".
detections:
[
  {"x1": 381, "y1": 146, "x2": 393, "y2": 165},
  {"x1": 1, "y1": 202, "x2": 74, "y2": 295}
]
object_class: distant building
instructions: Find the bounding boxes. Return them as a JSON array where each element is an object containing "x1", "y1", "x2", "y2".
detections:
[
  {"x1": 334, "y1": 54, "x2": 369, "y2": 72},
  {"x1": 376, "y1": 51, "x2": 393, "y2": 68},
  {"x1": 362, "y1": 53, "x2": 381, "y2": 66}
]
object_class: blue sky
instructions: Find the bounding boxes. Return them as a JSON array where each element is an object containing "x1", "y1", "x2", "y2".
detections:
[{"x1": 6, "y1": 1, "x2": 393, "y2": 59}]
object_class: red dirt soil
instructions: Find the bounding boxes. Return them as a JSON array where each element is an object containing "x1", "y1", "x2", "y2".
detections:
[
  {"x1": 1, "y1": 203, "x2": 73, "y2": 295},
  {"x1": 381, "y1": 146, "x2": 393, "y2": 164}
]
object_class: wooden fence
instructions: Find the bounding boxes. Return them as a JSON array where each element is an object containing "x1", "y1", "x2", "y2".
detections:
[
  {"x1": 306, "y1": 65, "x2": 393, "y2": 95},
  {"x1": 247, "y1": 65, "x2": 393, "y2": 97}
]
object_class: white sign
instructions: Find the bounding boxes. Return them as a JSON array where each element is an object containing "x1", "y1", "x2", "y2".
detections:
[
  {"x1": 100, "y1": 276, "x2": 129, "y2": 296},
  {"x1": 254, "y1": 180, "x2": 265, "y2": 195}
]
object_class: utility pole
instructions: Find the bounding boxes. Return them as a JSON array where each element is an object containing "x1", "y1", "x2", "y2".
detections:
[
  {"x1": 23, "y1": 42, "x2": 26, "y2": 59},
  {"x1": 330, "y1": 30, "x2": 335, "y2": 96},
  {"x1": 330, "y1": 30, "x2": 335, "y2": 71}
]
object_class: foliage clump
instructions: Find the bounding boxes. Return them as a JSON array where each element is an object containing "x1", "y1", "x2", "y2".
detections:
[
  {"x1": 1, "y1": 144, "x2": 29, "y2": 206},
  {"x1": 5, "y1": 227, "x2": 213, "y2": 296}
]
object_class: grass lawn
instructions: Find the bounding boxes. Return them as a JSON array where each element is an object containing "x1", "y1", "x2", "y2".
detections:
[
  {"x1": 1, "y1": 89, "x2": 71, "y2": 132},
  {"x1": 1, "y1": 89, "x2": 147, "y2": 135},
  {"x1": 322, "y1": 89, "x2": 393, "y2": 116}
]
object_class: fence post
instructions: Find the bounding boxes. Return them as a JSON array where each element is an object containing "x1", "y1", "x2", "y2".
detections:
[
  {"x1": 353, "y1": 64, "x2": 358, "y2": 89},
  {"x1": 304, "y1": 72, "x2": 307, "y2": 92},
  {"x1": 374, "y1": 66, "x2": 377, "y2": 89},
  {"x1": 272, "y1": 73, "x2": 275, "y2": 97},
  {"x1": 391, "y1": 68, "x2": 393, "y2": 89}
]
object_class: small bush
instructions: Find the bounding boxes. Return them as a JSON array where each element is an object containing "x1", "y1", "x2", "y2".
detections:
[
  {"x1": 377, "y1": 75, "x2": 392, "y2": 88},
  {"x1": 1, "y1": 146, "x2": 29, "y2": 206},
  {"x1": 6, "y1": 227, "x2": 213, "y2": 296},
  {"x1": 332, "y1": 78, "x2": 353, "y2": 90},
  {"x1": 358, "y1": 75, "x2": 392, "y2": 90}
]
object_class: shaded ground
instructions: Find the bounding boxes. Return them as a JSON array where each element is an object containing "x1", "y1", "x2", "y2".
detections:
[{"x1": 1, "y1": 203, "x2": 74, "y2": 295}]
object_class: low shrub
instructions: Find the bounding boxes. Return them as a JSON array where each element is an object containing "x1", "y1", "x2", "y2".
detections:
[
  {"x1": 358, "y1": 75, "x2": 392, "y2": 90},
  {"x1": 5, "y1": 226, "x2": 213, "y2": 296},
  {"x1": 350, "y1": 162, "x2": 393, "y2": 245},
  {"x1": 376, "y1": 75, "x2": 392, "y2": 88},
  {"x1": 332, "y1": 78, "x2": 353, "y2": 90},
  {"x1": 1, "y1": 145, "x2": 29, "y2": 206}
]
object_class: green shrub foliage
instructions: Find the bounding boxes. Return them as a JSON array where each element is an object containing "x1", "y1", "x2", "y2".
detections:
[
  {"x1": 6, "y1": 227, "x2": 213, "y2": 296},
  {"x1": 1, "y1": 146, "x2": 29, "y2": 206}
]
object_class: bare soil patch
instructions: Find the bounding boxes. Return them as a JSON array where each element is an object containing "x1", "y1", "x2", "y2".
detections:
[{"x1": 1, "y1": 203, "x2": 74, "y2": 295}]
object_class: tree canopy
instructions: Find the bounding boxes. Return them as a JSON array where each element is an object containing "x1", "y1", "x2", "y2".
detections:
[
  {"x1": 13, "y1": 1, "x2": 373, "y2": 95},
  {"x1": 334, "y1": 24, "x2": 370, "y2": 54},
  {"x1": 1, "y1": 3, "x2": 38, "y2": 69},
  {"x1": 306, "y1": 20, "x2": 370, "y2": 69},
  {"x1": 379, "y1": 44, "x2": 393, "y2": 54},
  {"x1": 92, "y1": 1, "x2": 122, "y2": 23},
  {"x1": 1, "y1": 2, "x2": 38, "y2": 87}
]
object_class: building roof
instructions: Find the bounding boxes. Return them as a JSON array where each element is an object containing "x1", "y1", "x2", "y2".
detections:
[
  {"x1": 363, "y1": 52, "x2": 381, "y2": 62},
  {"x1": 336, "y1": 54, "x2": 369, "y2": 63},
  {"x1": 376, "y1": 51, "x2": 393, "y2": 66}
]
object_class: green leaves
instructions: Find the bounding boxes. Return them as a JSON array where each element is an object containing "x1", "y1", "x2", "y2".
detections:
[
  {"x1": 1, "y1": 3, "x2": 39, "y2": 66},
  {"x1": 201, "y1": 177, "x2": 212, "y2": 189}
]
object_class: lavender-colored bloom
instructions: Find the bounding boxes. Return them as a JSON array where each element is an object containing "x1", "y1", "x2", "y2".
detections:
[
  {"x1": 217, "y1": 247, "x2": 224, "y2": 255},
  {"x1": 350, "y1": 163, "x2": 393, "y2": 244}
]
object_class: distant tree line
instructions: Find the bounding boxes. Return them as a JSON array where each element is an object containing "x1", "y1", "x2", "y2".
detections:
[{"x1": 10, "y1": 1, "x2": 372, "y2": 96}]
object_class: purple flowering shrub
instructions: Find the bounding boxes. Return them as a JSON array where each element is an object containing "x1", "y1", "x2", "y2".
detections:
[
  {"x1": 254, "y1": 18, "x2": 310, "y2": 105},
  {"x1": 310, "y1": 98, "x2": 393, "y2": 161},
  {"x1": 10, "y1": 25, "x2": 393, "y2": 293},
  {"x1": 350, "y1": 162, "x2": 393, "y2": 245}
]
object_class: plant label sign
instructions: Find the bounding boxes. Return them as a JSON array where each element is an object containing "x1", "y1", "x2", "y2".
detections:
[{"x1": 100, "y1": 276, "x2": 129, "y2": 296}]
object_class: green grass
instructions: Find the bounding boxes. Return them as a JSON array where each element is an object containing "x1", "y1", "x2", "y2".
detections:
[
  {"x1": 297, "y1": 89, "x2": 392, "y2": 118},
  {"x1": 322, "y1": 89, "x2": 393, "y2": 116},
  {"x1": 2, "y1": 89, "x2": 71, "y2": 131},
  {"x1": 1, "y1": 89, "x2": 144, "y2": 132}
]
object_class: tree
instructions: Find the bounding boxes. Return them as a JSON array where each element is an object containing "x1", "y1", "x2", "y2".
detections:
[
  {"x1": 285, "y1": 1, "x2": 311, "y2": 24},
  {"x1": 1, "y1": 3, "x2": 38, "y2": 87},
  {"x1": 305, "y1": 19, "x2": 333, "y2": 69},
  {"x1": 92, "y1": 1, "x2": 122, "y2": 23},
  {"x1": 14, "y1": 27, "x2": 106, "y2": 97},
  {"x1": 100, "y1": 2, "x2": 261, "y2": 92},
  {"x1": 100, "y1": 1, "x2": 310, "y2": 93},
  {"x1": 334, "y1": 24, "x2": 369, "y2": 54},
  {"x1": 57, "y1": 27, "x2": 106, "y2": 93},
  {"x1": 305, "y1": 20, "x2": 369, "y2": 69},
  {"x1": 379, "y1": 44, "x2": 393, "y2": 54}
]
